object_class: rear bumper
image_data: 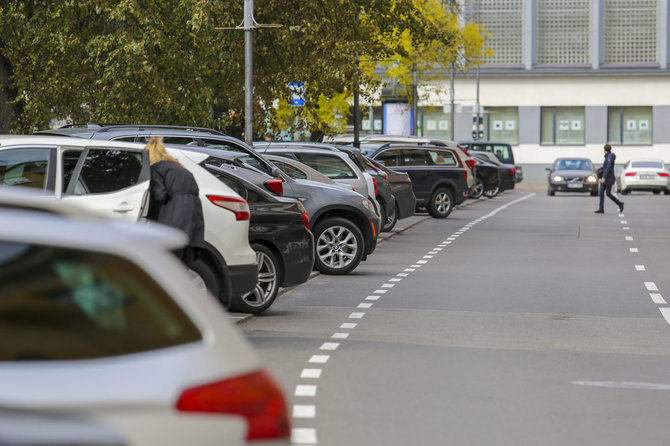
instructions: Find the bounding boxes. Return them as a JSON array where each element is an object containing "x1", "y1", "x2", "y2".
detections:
[
  {"x1": 394, "y1": 187, "x2": 417, "y2": 220},
  {"x1": 229, "y1": 263, "x2": 258, "y2": 296},
  {"x1": 280, "y1": 231, "x2": 315, "y2": 287}
]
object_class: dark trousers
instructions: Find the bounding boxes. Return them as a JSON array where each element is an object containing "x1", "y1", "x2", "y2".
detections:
[{"x1": 598, "y1": 182, "x2": 622, "y2": 210}]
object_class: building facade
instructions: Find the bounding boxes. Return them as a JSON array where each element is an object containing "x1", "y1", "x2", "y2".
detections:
[{"x1": 364, "y1": 0, "x2": 670, "y2": 165}]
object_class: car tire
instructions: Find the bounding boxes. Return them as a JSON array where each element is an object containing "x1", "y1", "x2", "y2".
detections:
[
  {"x1": 622, "y1": 188, "x2": 630, "y2": 195},
  {"x1": 382, "y1": 203, "x2": 398, "y2": 232},
  {"x1": 471, "y1": 177, "x2": 484, "y2": 199},
  {"x1": 427, "y1": 187, "x2": 453, "y2": 218},
  {"x1": 231, "y1": 244, "x2": 281, "y2": 314},
  {"x1": 189, "y1": 258, "x2": 221, "y2": 301},
  {"x1": 547, "y1": 188, "x2": 555, "y2": 196},
  {"x1": 378, "y1": 202, "x2": 388, "y2": 232},
  {"x1": 313, "y1": 217, "x2": 364, "y2": 275},
  {"x1": 653, "y1": 190, "x2": 661, "y2": 195},
  {"x1": 590, "y1": 190, "x2": 598, "y2": 196},
  {"x1": 664, "y1": 190, "x2": 670, "y2": 195},
  {"x1": 484, "y1": 185, "x2": 500, "y2": 198}
]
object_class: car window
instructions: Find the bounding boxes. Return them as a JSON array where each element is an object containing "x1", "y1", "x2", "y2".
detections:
[
  {"x1": 292, "y1": 153, "x2": 357, "y2": 179},
  {"x1": 375, "y1": 149, "x2": 401, "y2": 167},
  {"x1": 70, "y1": 149, "x2": 143, "y2": 195},
  {"x1": 402, "y1": 150, "x2": 432, "y2": 166},
  {"x1": 427, "y1": 150, "x2": 457, "y2": 166},
  {"x1": 0, "y1": 148, "x2": 50, "y2": 190},
  {"x1": 0, "y1": 240, "x2": 202, "y2": 361},
  {"x1": 631, "y1": 161, "x2": 664, "y2": 169},
  {"x1": 112, "y1": 136, "x2": 139, "y2": 143},
  {"x1": 491, "y1": 145, "x2": 511, "y2": 162},
  {"x1": 201, "y1": 139, "x2": 276, "y2": 176},
  {"x1": 62, "y1": 150, "x2": 82, "y2": 192},
  {"x1": 271, "y1": 160, "x2": 308, "y2": 180}
]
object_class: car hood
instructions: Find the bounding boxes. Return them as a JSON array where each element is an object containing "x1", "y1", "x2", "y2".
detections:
[{"x1": 551, "y1": 169, "x2": 595, "y2": 177}]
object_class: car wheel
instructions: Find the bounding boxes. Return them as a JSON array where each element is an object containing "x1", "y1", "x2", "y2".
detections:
[
  {"x1": 382, "y1": 203, "x2": 398, "y2": 232},
  {"x1": 484, "y1": 185, "x2": 500, "y2": 198},
  {"x1": 622, "y1": 188, "x2": 630, "y2": 195},
  {"x1": 664, "y1": 190, "x2": 670, "y2": 195},
  {"x1": 189, "y1": 258, "x2": 221, "y2": 300},
  {"x1": 378, "y1": 202, "x2": 388, "y2": 232},
  {"x1": 547, "y1": 187, "x2": 555, "y2": 196},
  {"x1": 427, "y1": 187, "x2": 453, "y2": 218},
  {"x1": 653, "y1": 190, "x2": 661, "y2": 195},
  {"x1": 471, "y1": 177, "x2": 484, "y2": 199},
  {"x1": 231, "y1": 244, "x2": 281, "y2": 314},
  {"x1": 590, "y1": 190, "x2": 598, "y2": 196},
  {"x1": 313, "y1": 217, "x2": 364, "y2": 275}
]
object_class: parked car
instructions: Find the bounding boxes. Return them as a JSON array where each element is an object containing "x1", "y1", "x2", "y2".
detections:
[
  {"x1": 253, "y1": 142, "x2": 385, "y2": 221},
  {"x1": 469, "y1": 156, "x2": 501, "y2": 199},
  {"x1": 470, "y1": 151, "x2": 516, "y2": 193},
  {"x1": 0, "y1": 135, "x2": 257, "y2": 309},
  {"x1": 186, "y1": 148, "x2": 380, "y2": 275},
  {"x1": 359, "y1": 143, "x2": 469, "y2": 218},
  {"x1": 0, "y1": 202, "x2": 290, "y2": 446},
  {"x1": 365, "y1": 157, "x2": 416, "y2": 229},
  {"x1": 546, "y1": 158, "x2": 599, "y2": 196},
  {"x1": 203, "y1": 162, "x2": 314, "y2": 314},
  {"x1": 616, "y1": 158, "x2": 670, "y2": 195},
  {"x1": 459, "y1": 141, "x2": 523, "y2": 183}
]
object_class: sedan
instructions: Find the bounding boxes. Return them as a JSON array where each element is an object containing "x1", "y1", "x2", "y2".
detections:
[
  {"x1": 470, "y1": 151, "x2": 516, "y2": 193},
  {"x1": 546, "y1": 158, "x2": 599, "y2": 196},
  {"x1": 0, "y1": 197, "x2": 290, "y2": 446},
  {"x1": 617, "y1": 159, "x2": 670, "y2": 195}
]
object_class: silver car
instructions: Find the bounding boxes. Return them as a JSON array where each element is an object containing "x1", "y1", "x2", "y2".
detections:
[{"x1": 616, "y1": 158, "x2": 670, "y2": 195}]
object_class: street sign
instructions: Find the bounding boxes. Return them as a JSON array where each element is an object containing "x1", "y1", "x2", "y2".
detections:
[{"x1": 289, "y1": 82, "x2": 305, "y2": 106}]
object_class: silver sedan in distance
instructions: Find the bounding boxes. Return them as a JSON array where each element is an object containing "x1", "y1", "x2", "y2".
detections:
[{"x1": 616, "y1": 158, "x2": 670, "y2": 195}]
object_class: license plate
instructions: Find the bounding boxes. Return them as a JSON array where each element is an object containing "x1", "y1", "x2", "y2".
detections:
[
  {"x1": 567, "y1": 183, "x2": 583, "y2": 189},
  {"x1": 640, "y1": 175, "x2": 655, "y2": 180}
]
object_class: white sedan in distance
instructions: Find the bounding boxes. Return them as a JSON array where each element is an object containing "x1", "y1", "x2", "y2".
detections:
[{"x1": 616, "y1": 158, "x2": 670, "y2": 195}]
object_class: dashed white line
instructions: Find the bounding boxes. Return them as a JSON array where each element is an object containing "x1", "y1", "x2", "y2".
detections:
[
  {"x1": 423, "y1": 255, "x2": 434, "y2": 259},
  {"x1": 645, "y1": 282, "x2": 658, "y2": 291},
  {"x1": 621, "y1": 220, "x2": 627, "y2": 224},
  {"x1": 374, "y1": 289, "x2": 388, "y2": 294},
  {"x1": 404, "y1": 268, "x2": 416, "y2": 272},
  {"x1": 309, "y1": 355, "x2": 330, "y2": 364},
  {"x1": 365, "y1": 295, "x2": 380, "y2": 301},
  {"x1": 331, "y1": 332, "x2": 349, "y2": 339},
  {"x1": 320, "y1": 342, "x2": 340, "y2": 351},
  {"x1": 389, "y1": 278, "x2": 402, "y2": 282},
  {"x1": 417, "y1": 260, "x2": 428, "y2": 264},
  {"x1": 293, "y1": 405, "x2": 316, "y2": 418},
  {"x1": 381, "y1": 283, "x2": 395, "y2": 288},
  {"x1": 397, "y1": 273, "x2": 409, "y2": 277},
  {"x1": 349, "y1": 312, "x2": 365, "y2": 319},
  {"x1": 301, "y1": 369, "x2": 322, "y2": 378},
  {"x1": 650, "y1": 294, "x2": 667, "y2": 304},
  {"x1": 659, "y1": 308, "x2": 670, "y2": 325},
  {"x1": 357, "y1": 303, "x2": 373, "y2": 309},
  {"x1": 292, "y1": 428, "x2": 317, "y2": 444},
  {"x1": 626, "y1": 236, "x2": 634, "y2": 241},
  {"x1": 411, "y1": 264, "x2": 422, "y2": 267},
  {"x1": 635, "y1": 265, "x2": 646, "y2": 271},
  {"x1": 623, "y1": 227, "x2": 630, "y2": 230},
  {"x1": 630, "y1": 248, "x2": 639, "y2": 253},
  {"x1": 295, "y1": 385, "x2": 317, "y2": 397}
]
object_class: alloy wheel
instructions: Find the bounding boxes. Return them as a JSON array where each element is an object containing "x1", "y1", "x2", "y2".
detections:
[
  {"x1": 316, "y1": 225, "x2": 359, "y2": 270},
  {"x1": 242, "y1": 249, "x2": 278, "y2": 308}
]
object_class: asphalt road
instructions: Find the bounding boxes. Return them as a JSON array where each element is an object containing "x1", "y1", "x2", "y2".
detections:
[{"x1": 240, "y1": 184, "x2": 670, "y2": 446}]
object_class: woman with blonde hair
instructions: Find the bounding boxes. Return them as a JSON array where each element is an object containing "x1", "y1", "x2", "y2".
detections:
[{"x1": 145, "y1": 137, "x2": 205, "y2": 265}]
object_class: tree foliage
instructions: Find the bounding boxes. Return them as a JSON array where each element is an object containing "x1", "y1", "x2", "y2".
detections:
[{"x1": 0, "y1": 0, "x2": 487, "y2": 136}]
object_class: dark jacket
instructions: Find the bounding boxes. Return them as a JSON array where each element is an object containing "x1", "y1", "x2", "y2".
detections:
[
  {"x1": 602, "y1": 151, "x2": 617, "y2": 186},
  {"x1": 148, "y1": 160, "x2": 205, "y2": 249}
]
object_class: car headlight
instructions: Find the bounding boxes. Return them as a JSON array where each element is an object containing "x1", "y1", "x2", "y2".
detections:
[
  {"x1": 552, "y1": 175, "x2": 563, "y2": 182},
  {"x1": 586, "y1": 175, "x2": 597, "y2": 183}
]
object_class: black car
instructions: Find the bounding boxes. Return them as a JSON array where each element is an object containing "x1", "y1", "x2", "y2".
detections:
[
  {"x1": 546, "y1": 157, "x2": 599, "y2": 196},
  {"x1": 203, "y1": 163, "x2": 314, "y2": 314},
  {"x1": 359, "y1": 144, "x2": 469, "y2": 218},
  {"x1": 469, "y1": 157, "x2": 501, "y2": 199},
  {"x1": 470, "y1": 151, "x2": 516, "y2": 193},
  {"x1": 365, "y1": 157, "x2": 416, "y2": 229},
  {"x1": 459, "y1": 141, "x2": 523, "y2": 183}
]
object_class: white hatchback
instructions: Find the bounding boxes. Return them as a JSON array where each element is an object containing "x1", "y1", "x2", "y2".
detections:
[
  {"x1": 0, "y1": 135, "x2": 257, "y2": 307},
  {"x1": 0, "y1": 203, "x2": 290, "y2": 446}
]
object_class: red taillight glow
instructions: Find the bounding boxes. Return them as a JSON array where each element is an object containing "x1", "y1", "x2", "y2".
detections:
[
  {"x1": 207, "y1": 195, "x2": 251, "y2": 221},
  {"x1": 372, "y1": 177, "x2": 378, "y2": 196},
  {"x1": 301, "y1": 212, "x2": 311, "y2": 230},
  {"x1": 625, "y1": 172, "x2": 637, "y2": 177},
  {"x1": 176, "y1": 370, "x2": 290, "y2": 441},
  {"x1": 264, "y1": 179, "x2": 283, "y2": 196},
  {"x1": 465, "y1": 158, "x2": 476, "y2": 168},
  {"x1": 658, "y1": 172, "x2": 669, "y2": 177},
  {"x1": 510, "y1": 168, "x2": 516, "y2": 175}
]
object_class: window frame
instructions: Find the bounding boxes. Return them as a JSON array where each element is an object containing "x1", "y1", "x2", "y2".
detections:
[{"x1": 540, "y1": 106, "x2": 586, "y2": 146}]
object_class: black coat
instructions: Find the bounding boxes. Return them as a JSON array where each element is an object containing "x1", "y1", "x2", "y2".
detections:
[
  {"x1": 601, "y1": 152, "x2": 617, "y2": 186},
  {"x1": 148, "y1": 160, "x2": 205, "y2": 249}
]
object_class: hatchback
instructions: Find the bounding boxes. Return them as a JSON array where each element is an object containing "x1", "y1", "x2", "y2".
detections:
[{"x1": 0, "y1": 203, "x2": 290, "y2": 446}]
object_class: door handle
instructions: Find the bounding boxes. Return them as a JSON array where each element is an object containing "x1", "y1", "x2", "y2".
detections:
[{"x1": 113, "y1": 202, "x2": 134, "y2": 213}]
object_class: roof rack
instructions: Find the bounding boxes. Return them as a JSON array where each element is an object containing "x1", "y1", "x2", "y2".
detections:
[{"x1": 58, "y1": 123, "x2": 228, "y2": 136}]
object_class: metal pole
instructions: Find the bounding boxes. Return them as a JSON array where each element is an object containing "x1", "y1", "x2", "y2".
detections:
[
  {"x1": 244, "y1": 0, "x2": 253, "y2": 145},
  {"x1": 353, "y1": 87, "x2": 360, "y2": 148},
  {"x1": 475, "y1": 65, "x2": 480, "y2": 140},
  {"x1": 449, "y1": 67, "x2": 455, "y2": 140},
  {"x1": 412, "y1": 63, "x2": 418, "y2": 136}
]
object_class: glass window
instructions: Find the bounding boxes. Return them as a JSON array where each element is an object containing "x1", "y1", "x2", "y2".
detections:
[
  {"x1": 271, "y1": 160, "x2": 308, "y2": 180},
  {"x1": 0, "y1": 148, "x2": 50, "y2": 189},
  {"x1": 402, "y1": 150, "x2": 432, "y2": 166},
  {"x1": 0, "y1": 240, "x2": 201, "y2": 361},
  {"x1": 72, "y1": 149, "x2": 143, "y2": 195},
  {"x1": 604, "y1": 0, "x2": 657, "y2": 64},
  {"x1": 468, "y1": 0, "x2": 524, "y2": 65},
  {"x1": 485, "y1": 107, "x2": 518, "y2": 144},
  {"x1": 537, "y1": 0, "x2": 590, "y2": 65},
  {"x1": 427, "y1": 150, "x2": 457, "y2": 166},
  {"x1": 541, "y1": 107, "x2": 585, "y2": 145},
  {"x1": 202, "y1": 138, "x2": 275, "y2": 176},
  {"x1": 608, "y1": 106, "x2": 652, "y2": 145},
  {"x1": 374, "y1": 149, "x2": 401, "y2": 167},
  {"x1": 421, "y1": 107, "x2": 451, "y2": 139},
  {"x1": 292, "y1": 153, "x2": 357, "y2": 179},
  {"x1": 630, "y1": 161, "x2": 663, "y2": 169}
]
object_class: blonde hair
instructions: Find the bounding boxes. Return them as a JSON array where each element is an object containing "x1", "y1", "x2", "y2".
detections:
[{"x1": 145, "y1": 137, "x2": 180, "y2": 165}]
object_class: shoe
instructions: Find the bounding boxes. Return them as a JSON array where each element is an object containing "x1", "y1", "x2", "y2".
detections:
[
  {"x1": 594, "y1": 209, "x2": 604, "y2": 214},
  {"x1": 619, "y1": 202, "x2": 624, "y2": 212}
]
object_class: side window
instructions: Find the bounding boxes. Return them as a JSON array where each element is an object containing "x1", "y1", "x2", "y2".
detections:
[
  {"x1": 375, "y1": 149, "x2": 401, "y2": 167},
  {"x1": 272, "y1": 160, "x2": 308, "y2": 180},
  {"x1": 202, "y1": 139, "x2": 275, "y2": 176},
  {"x1": 112, "y1": 136, "x2": 139, "y2": 143},
  {"x1": 492, "y1": 144, "x2": 511, "y2": 162},
  {"x1": 293, "y1": 153, "x2": 357, "y2": 179},
  {"x1": 0, "y1": 148, "x2": 50, "y2": 190},
  {"x1": 204, "y1": 168, "x2": 248, "y2": 199},
  {"x1": 402, "y1": 150, "x2": 432, "y2": 166},
  {"x1": 160, "y1": 136, "x2": 196, "y2": 146},
  {"x1": 72, "y1": 149, "x2": 143, "y2": 195},
  {"x1": 62, "y1": 150, "x2": 83, "y2": 192},
  {"x1": 428, "y1": 150, "x2": 457, "y2": 166}
]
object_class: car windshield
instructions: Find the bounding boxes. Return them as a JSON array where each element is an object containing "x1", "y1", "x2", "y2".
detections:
[
  {"x1": 288, "y1": 153, "x2": 357, "y2": 179},
  {"x1": 0, "y1": 240, "x2": 201, "y2": 361},
  {"x1": 554, "y1": 159, "x2": 594, "y2": 171},
  {"x1": 630, "y1": 161, "x2": 664, "y2": 169}
]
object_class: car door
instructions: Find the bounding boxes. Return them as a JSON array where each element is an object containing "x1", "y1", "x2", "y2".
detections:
[
  {"x1": 61, "y1": 146, "x2": 151, "y2": 221},
  {"x1": 0, "y1": 146, "x2": 55, "y2": 191}
]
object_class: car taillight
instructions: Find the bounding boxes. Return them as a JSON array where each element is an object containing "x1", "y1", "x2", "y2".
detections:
[
  {"x1": 176, "y1": 370, "x2": 290, "y2": 441},
  {"x1": 301, "y1": 212, "x2": 311, "y2": 230},
  {"x1": 264, "y1": 179, "x2": 283, "y2": 196},
  {"x1": 207, "y1": 195, "x2": 251, "y2": 221},
  {"x1": 510, "y1": 168, "x2": 516, "y2": 175},
  {"x1": 625, "y1": 172, "x2": 637, "y2": 176},
  {"x1": 466, "y1": 158, "x2": 475, "y2": 168},
  {"x1": 372, "y1": 177, "x2": 378, "y2": 196},
  {"x1": 658, "y1": 172, "x2": 669, "y2": 177}
]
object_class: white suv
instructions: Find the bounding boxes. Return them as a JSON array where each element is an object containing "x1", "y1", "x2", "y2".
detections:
[{"x1": 0, "y1": 135, "x2": 257, "y2": 307}]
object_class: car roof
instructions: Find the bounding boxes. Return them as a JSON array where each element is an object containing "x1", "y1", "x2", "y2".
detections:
[
  {"x1": 254, "y1": 141, "x2": 342, "y2": 152},
  {"x1": 38, "y1": 123, "x2": 228, "y2": 137},
  {"x1": 0, "y1": 134, "x2": 144, "y2": 150}
]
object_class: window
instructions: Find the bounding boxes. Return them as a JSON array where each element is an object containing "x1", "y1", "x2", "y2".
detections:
[
  {"x1": 271, "y1": 160, "x2": 308, "y2": 180},
  {"x1": 71, "y1": 149, "x2": 144, "y2": 195},
  {"x1": 374, "y1": 149, "x2": 401, "y2": 167},
  {"x1": 537, "y1": 0, "x2": 590, "y2": 65},
  {"x1": 427, "y1": 150, "x2": 457, "y2": 166},
  {"x1": 541, "y1": 107, "x2": 585, "y2": 145},
  {"x1": 608, "y1": 106, "x2": 652, "y2": 144},
  {"x1": 0, "y1": 148, "x2": 50, "y2": 190},
  {"x1": 202, "y1": 138, "x2": 276, "y2": 177},
  {"x1": 421, "y1": 107, "x2": 451, "y2": 139},
  {"x1": 292, "y1": 153, "x2": 357, "y2": 179},
  {"x1": 630, "y1": 160, "x2": 663, "y2": 169},
  {"x1": 604, "y1": 0, "x2": 657, "y2": 64},
  {"x1": 402, "y1": 150, "x2": 432, "y2": 166},
  {"x1": 468, "y1": 0, "x2": 524, "y2": 65},
  {"x1": 485, "y1": 107, "x2": 518, "y2": 144},
  {"x1": 0, "y1": 240, "x2": 201, "y2": 361}
]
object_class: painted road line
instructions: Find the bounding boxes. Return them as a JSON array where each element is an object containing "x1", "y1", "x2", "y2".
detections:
[
  {"x1": 389, "y1": 278, "x2": 402, "y2": 281},
  {"x1": 373, "y1": 289, "x2": 388, "y2": 294},
  {"x1": 650, "y1": 293, "x2": 667, "y2": 304},
  {"x1": 635, "y1": 265, "x2": 646, "y2": 271},
  {"x1": 381, "y1": 283, "x2": 395, "y2": 288},
  {"x1": 623, "y1": 227, "x2": 630, "y2": 230},
  {"x1": 404, "y1": 268, "x2": 416, "y2": 272},
  {"x1": 422, "y1": 255, "x2": 434, "y2": 259},
  {"x1": 349, "y1": 312, "x2": 365, "y2": 319},
  {"x1": 417, "y1": 260, "x2": 428, "y2": 264},
  {"x1": 320, "y1": 342, "x2": 340, "y2": 351},
  {"x1": 340, "y1": 322, "x2": 357, "y2": 329},
  {"x1": 331, "y1": 332, "x2": 349, "y2": 339},
  {"x1": 309, "y1": 355, "x2": 329, "y2": 364},
  {"x1": 295, "y1": 385, "x2": 317, "y2": 397},
  {"x1": 659, "y1": 308, "x2": 670, "y2": 325},
  {"x1": 293, "y1": 405, "x2": 316, "y2": 419},
  {"x1": 397, "y1": 273, "x2": 409, "y2": 277},
  {"x1": 630, "y1": 248, "x2": 639, "y2": 253},
  {"x1": 621, "y1": 220, "x2": 627, "y2": 224},
  {"x1": 645, "y1": 282, "x2": 658, "y2": 291},
  {"x1": 357, "y1": 303, "x2": 373, "y2": 309},
  {"x1": 365, "y1": 295, "x2": 380, "y2": 301},
  {"x1": 626, "y1": 236, "x2": 634, "y2": 241},
  {"x1": 301, "y1": 369, "x2": 322, "y2": 379},
  {"x1": 291, "y1": 428, "x2": 317, "y2": 445}
]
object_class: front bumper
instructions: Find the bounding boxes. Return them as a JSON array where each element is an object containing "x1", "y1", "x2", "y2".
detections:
[{"x1": 549, "y1": 181, "x2": 598, "y2": 193}]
